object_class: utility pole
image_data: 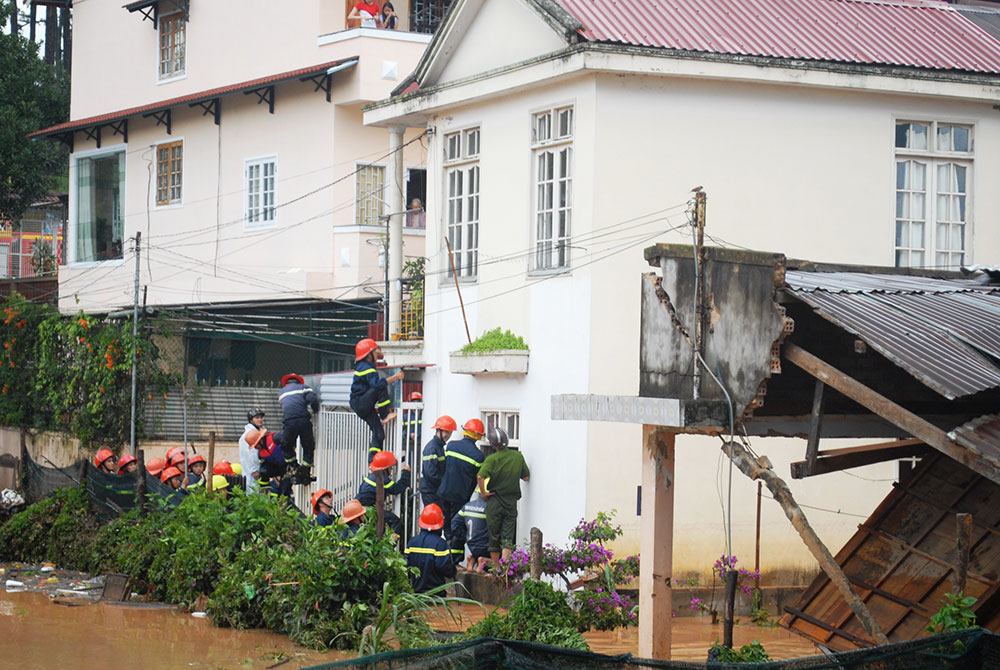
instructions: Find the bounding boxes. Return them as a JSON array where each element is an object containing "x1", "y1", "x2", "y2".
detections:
[
  {"x1": 692, "y1": 190, "x2": 707, "y2": 399},
  {"x1": 130, "y1": 232, "x2": 141, "y2": 456},
  {"x1": 387, "y1": 127, "x2": 405, "y2": 340}
]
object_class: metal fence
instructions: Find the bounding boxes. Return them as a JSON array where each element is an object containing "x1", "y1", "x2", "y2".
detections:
[
  {"x1": 0, "y1": 229, "x2": 63, "y2": 279},
  {"x1": 144, "y1": 383, "x2": 283, "y2": 442},
  {"x1": 295, "y1": 401, "x2": 424, "y2": 539}
]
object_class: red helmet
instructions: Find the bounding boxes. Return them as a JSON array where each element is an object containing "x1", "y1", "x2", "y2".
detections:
[
  {"x1": 369, "y1": 450, "x2": 397, "y2": 472},
  {"x1": 161, "y1": 466, "x2": 183, "y2": 484},
  {"x1": 433, "y1": 415, "x2": 457, "y2": 432},
  {"x1": 419, "y1": 503, "x2": 444, "y2": 530},
  {"x1": 117, "y1": 454, "x2": 137, "y2": 474},
  {"x1": 94, "y1": 448, "x2": 116, "y2": 468},
  {"x1": 310, "y1": 489, "x2": 332, "y2": 515},
  {"x1": 187, "y1": 454, "x2": 206, "y2": 469},
  {"x1": 165, "y1": 446, "x2": 185, "y2": 463},
  {"x1": 409, "y1": 391, "x2": 423, "y2": 401},
  {"x1": 341, "y1": 499, "x2": 366, "y2": 523},
  {"x1": 244, "y1": 429, "x2": 266, "y2": 449},
  {"x1": 355, "y1": 338, "x2": 378, "y2": 362},
  {"x1": 463, "y1": 418, "x2": 485, "y2": 436},
  {"x1": 280, "y1": 373, "x2": 304, "y2": 387},
  {"x1": 213, "y1": 461, "x2": 235, "y2": 476},
  {"x1": 168, "y1": 452, "x2": 186, "y2": 468},
  {"x1": 146, "y1": 457, "x2": 167, "y2": 476}
]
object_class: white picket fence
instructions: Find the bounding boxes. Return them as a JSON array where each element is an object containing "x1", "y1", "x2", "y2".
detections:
[{"x1": 293, "y1": 402, "x2": 424, "y2": 539}]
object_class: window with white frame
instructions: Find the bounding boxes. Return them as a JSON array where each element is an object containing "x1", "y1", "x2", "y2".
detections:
[
  {"x1": 75, "y1": 149, "x2": 125, "y2": 262},
  {"x1": 444, "y1": 127, "x2": 480, "y2": 279},
  {"x1": 245, "y1": 157, "x2": 277, "y2": 228},
  {"x1": 894, "y1": 120, "x2": 972, "y2": 269},
  {"x1": 532, "y1": 106, "x2": 573, "y2": 271},
  {"x1": 155, "y1": 140, "x2": 183, "y2": 206},
  {"x1": 158, "y1": 13, "x2": 186, "y2": 80},
  {"x1": 482, "y1": 409, "x2": 520, "y2": 447},
  {"x1": 355, "y1": 164, "x2": 385, "y2": 225}
]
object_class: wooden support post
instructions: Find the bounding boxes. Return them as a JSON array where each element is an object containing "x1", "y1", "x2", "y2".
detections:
[
  {"x1": 639, "y1": 426, "x2": 675, "y2": 660},
  {"x1": 135, "y1": 449, "x2": 146, "y2": 514},
  {"x1": 723, "y1": 569, "x2": 737, "y2": 648},
  {"x1": 805, "y1": 380, "x2": 825, "y2": 475},
  {"x1": 19, "y1": 430, "x2": 27, "y2": 492},
  {"x1": 954, "y1": 513, "x2": 972, "y2": 596},
  {"x1": 755, "y1": 481, "x2": 762, "y2": 594},
  {"x1": 530, "y1": 528, "x2": 543, "y2": 580},
  {"x1": 207, "y1": 432, "x2": 215, "y2": 496},
  {"x1": 723, "y1": 440, "x2": 890, "y2": 645},
  {"x1": 376, "y1": 469, "x2": 385, "y2": 540}
]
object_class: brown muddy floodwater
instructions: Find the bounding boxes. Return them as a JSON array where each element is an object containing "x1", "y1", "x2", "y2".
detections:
[{"x1": 2, "y1": 592, "x2": 817, "y2": 669}]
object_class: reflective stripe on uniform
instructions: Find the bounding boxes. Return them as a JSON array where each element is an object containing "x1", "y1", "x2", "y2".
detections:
[
  {"x1": 278, "y1": 387, "x2": 314, "y2": 400},
  {"x1": 364, "y1": 477, "x2": 396, "y2": 490},
  {"x1": 447, "y1": 451, "x2": 482, "y2": 467},
  {"x1": 450, "y1": 548, "x2": 465, "y2": 554},
  {"x1": 376, "y1": 399, "x2": 392, "y2": 408},
  {"x1": 405, "y1": 546, "x2": 450, "y2": 557},
  {"x1": 354, "y1": 368, "x2": 377, "y2": 376},
  {"x1": 422, "y1": 454, "x2": 446, "y2": 461},
  {"x1": 459, "y1": 510, "x2": 486, "y2": 519},
  {"x1": 370, "y1": 445, "x2": 381, "y2": 453}
]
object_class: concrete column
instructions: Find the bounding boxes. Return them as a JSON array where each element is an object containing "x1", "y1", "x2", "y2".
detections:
[
  {"x1": 387, "y1": 126, "x2": 405, "y2": 339},
  {"x1": 639, "y1": 426, "x2": 675, "y2": 660}
]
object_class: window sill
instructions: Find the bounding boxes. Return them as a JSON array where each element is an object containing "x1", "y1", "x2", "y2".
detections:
[
  {"x1": 67, "y1": 259, "x2": 127, "y2": 269},
  {"x1": 439, "y1": 275, "x2": 477, "y2": 287},
  {"x1": 154, "y1": 202, "x2": 184, "y2": 211},
  {"x1": 157, "y1": 73, "x2": 187, "y2": 85},
  {"x1": 243, "y1": 222, "x2": 279, "y2": 233},
  {"x1": 527, "y1": 266, "x2": 571, "y2": 278}
]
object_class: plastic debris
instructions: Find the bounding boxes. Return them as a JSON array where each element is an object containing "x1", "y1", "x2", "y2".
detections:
[
  {"x1": 191, "y1": 611, "x2": 208, "y2": 618},
  {"x1": 1, "y1": 488, "x2": 25, "y2": 508},
  {"x1": 5, "y1": 579, "x2": 25, "y2": 590}
]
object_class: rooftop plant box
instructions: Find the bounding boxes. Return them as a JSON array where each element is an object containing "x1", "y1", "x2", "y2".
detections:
[{"x1": 449, "y1": 328, "x2": 529, "y2": 376}]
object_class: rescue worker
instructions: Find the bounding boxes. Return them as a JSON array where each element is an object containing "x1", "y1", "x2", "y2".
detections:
[
  {"x1": 403, "y1": 391, "x2": 423, "y2": 450},
  {"x1": 161, "y1": 466, "x2": 185, "y2": 490},
  {"x1": 356, "y1": 450, "x2": 410, "y2": 536},
  {"x1": 167, "y1": 451, "x2": 186, "y2": 471},
  {"x1": 117, "y1": 454, "x2": 138, "y2": 475},
  {"x1": 212, "y1": 474, "x2": 230, "y2": 497},
  {"x1": 239, "y1": 408, "x2": 265, "y2": 493},
  {"x1": 311, "y1": 489, "x2": 335, "y2": 527},
  {"x1": 455, "y1": 492, "x2": 490, "y2": 573},
  {"x1": 94, "y1": 449, "x2": 117, "y2": 474},
  {"x1": 214, "y1": 460, "x2": 235, "y2": 476},
  {"x1": 251, "y1": 429, "x2": 291, "y2": 497},
  {"x1": 231, "y1": 463, "x2": 243, "y2": 476},
  {"x1": 275, "y1": 374, "x2": 319, "y2": 485},
  {"x1": 186, "y1": 454, "x2": 207, "y2": 488},
  {"x1": 405, "y1": 504, "x2": 456, "y2": 593},
  {"x1": 477, "y1": 427, "x2": 530, "y2": 566},
  {"x1": 340, "y1": 499, "x2": 366, "y2": 537},
  {"x1": 350, "y1": 338, "x2": 404, "y2": 462},
  {"x1": 420, "y1": 415, "x2": 456, "y2": 506},
  {"x1": 145, "y1": 457, "x2": 167, "y2": 478},
  {"x1": 437, "y1": 418, "x2": 485, "y2": 564}
]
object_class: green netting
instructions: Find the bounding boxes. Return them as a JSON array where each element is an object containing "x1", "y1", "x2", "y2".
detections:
[{"x1": 300, "y1": 630, "x2": 1000, "y2": 670}]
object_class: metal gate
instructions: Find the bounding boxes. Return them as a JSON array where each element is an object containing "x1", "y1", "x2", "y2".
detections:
[{"x1": 294, "y1": 402, "x2": 424, "y2": 540}]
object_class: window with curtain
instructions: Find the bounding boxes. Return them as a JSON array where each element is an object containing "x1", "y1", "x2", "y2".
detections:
[
  {"x1": 159, "y1": 13, "x2": 186, "y2": 80},
  {"x1": 532, "y1": 106, "x2": 573, "y2": 271},
  {"x1": 443, "y1": 127, "x2": 480, "y2": 279},
  {"x1": 894, "y1": 121, "x2": 972, "y2": 269},
  {"x1": 75, "y1": 151, "x2": 125, "y2": 263},
  {"x1": 245, "y1": 156, "x2": 277, "y2": 228}
]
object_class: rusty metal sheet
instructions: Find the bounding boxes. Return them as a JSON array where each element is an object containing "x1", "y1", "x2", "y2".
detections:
[
  {"x1": 785, "y1": 270, "x2": 991, "y2": 294},
  {"x1": 951, "y1": 415, "x2": 1000, "y2": 465},
  {"x1": 781, "y1": 452, "x2": 1000, "y2": 650}
]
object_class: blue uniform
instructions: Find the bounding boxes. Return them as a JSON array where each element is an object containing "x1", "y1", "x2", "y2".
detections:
[
  {"x1": 350, "y1": 360, "x2": 393, "y2": 459},
  {"x1": 455, "y1": 494, "x2": 489, "y2": 559},
  {"x1": 437, "y1": 436, "x2": 484, "y2": 563},
  {"x1": 419, "y1": 435, "x2": 446, "y2": 506},
  {"x1": 315, "y1": 511, "x2": 335, "y2": 527},
  {"x1": 356, "y1": 469, "x2": 410, "y2": 536},
  {"x1": 276, "y1": 380, "x2": 319, "y2": 465},
  {"x1": 405, "y1": 529, "x2": 456, "y2": 593}
]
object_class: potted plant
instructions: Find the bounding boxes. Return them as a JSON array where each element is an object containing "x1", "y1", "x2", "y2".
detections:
[{"x1": 450, "y1": 327, "x2": 529, "y2": 376}]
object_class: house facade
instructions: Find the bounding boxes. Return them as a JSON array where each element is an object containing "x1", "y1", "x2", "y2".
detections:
[
  {"x1": 365, "y1": 0, "x2": 1000, "y2": 575},
  {"x1": 35, "y1": 0, "x2": 432, "y2": 331}
]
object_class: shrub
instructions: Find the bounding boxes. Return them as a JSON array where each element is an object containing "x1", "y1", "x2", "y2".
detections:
[
  {"x1": 465, "y1": 579, "x2": 589, "y2": 651},
  {"x1": 0, "y1": 487, "x2": 99, "y2": 566},
  {"x1": 708, "y1": 640, "x2": 771, "y2": 662},
  {"x1": 460, "y1": 328, "x2": 528, "y2": 353}
]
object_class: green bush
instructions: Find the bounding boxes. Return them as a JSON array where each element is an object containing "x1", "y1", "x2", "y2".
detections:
[
  {"x1": 464, "y1": 579, "x2": 589, "y2": 651},
  {"x1": 460, "y1": 328, "x2": 528, "y2": 353},
  {"x1": 0, "y1": 487, "x2": 99, "y2": 566},
  {"x1": 708, "y1": 640, "x2": 771, "y2": 662}
]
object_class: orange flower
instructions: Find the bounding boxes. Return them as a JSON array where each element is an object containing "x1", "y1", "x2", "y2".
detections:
[
  {"x1": 78, "y1": 318, "x2": 88, "y2": 328},
  {"x1": 147, "y1": 394, "x2": 152, "y2": 399},
  {"x1": 100, "y1": 386, "x2": 105, "y2": 393}
]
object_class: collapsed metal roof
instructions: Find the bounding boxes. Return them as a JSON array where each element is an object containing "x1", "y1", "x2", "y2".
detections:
[{"x1": 784, "y1": 270, "x2": 1000, "y2": 400}]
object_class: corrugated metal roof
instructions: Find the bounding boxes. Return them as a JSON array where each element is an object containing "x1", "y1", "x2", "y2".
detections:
[
  {"x1": 30, "y1": 58, "x2": 357, "y2": 139},
  {"x1": 785, "y1": 270, "x2": 1000, "y2": 399},
  {"x1": 555, "y1": 0, "x2": 1000, "y2": 73},
  {"x1": 950, "y1": 413, "x2": 1000, "y2": 463}
]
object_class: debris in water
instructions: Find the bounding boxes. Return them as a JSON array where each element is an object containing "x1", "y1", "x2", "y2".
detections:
[{"x1": 191, "y1": 611, "x2": 208, "y2": 618}]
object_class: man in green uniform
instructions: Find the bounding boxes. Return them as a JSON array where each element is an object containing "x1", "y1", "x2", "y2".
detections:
[{"x1": 477, "y1": 426, "x2": 530, "y2": 567}]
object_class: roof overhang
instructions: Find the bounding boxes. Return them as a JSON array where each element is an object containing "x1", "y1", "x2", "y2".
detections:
[{"x1": 124, "y1": 0, "x2": 188, "y2": 28}]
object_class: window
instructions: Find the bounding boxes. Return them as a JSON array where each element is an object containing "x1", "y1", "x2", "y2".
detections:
[
  {"x1": 245, "y1": 157, "x2": 277, "y2": 228},
  {"x1": 482, "y1": 410, "x2": 520, "y2": 447},
  {"x1": 532, "y1": 106, "x2": 573, "y2": 271},
  {"x1": 156, "y1": 140, "x2": 183, "y2": 206},
  {"x1": 75, "y1": 150, "x2": 125, "y2": 262},
  {"x1": 159, "y1": 13, "x2": 186, "y2": 80},
  {"x1": 355, "y1": 164, "x2": 385, "y2": 225},
  {"x1": 894, "y1": 121, "x2": 972, "y2": 269},
  {"x1": 443, "y1": 127, "x2": 480, "y2": 278}
]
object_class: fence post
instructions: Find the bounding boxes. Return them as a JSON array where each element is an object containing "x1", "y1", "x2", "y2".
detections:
[
  {"x1": 207, "y1": 432, "x2": 215, "y2": 496},
  {"x1": 530, "y1": 528, "x2": 543, "y2": 579},
  {"x1": 135, "y1": 449, "x2": 146, "y2": 515},
  {"x1": 376, "y1": 469, "x2": 385, "y2": 539}
]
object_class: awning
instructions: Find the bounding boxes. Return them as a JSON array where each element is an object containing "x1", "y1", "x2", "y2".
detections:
[{"x1": 124, "y1": 0, "x2": 188, "y2": 28}]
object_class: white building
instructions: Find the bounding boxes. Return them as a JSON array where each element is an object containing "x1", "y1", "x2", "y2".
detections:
[{"x1": 365, "y1": 0, "x2": 1000, "y2": 579}]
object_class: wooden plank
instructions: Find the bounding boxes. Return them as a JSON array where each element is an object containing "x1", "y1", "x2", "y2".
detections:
[
  {"x1": 862, "y1": 525, "x2": 993, "y2": 585},
  {"x1": 890, "y1": 482, "x2": 1000, "y2": 541},
  {"x1": 954, "y1": 514, "x2": 973, "y2": 595},
  {"x1": 782, "y1": 343, "x2": 1000, "y2": 486},
  {"x1": 783, "y1": 607, "x2": 872, "y2": 646},
  {"x1": 804, "y1": 380, "x2": 825, "y2": 475},
  {"x1": 791, "y1": 442, "x2": 928, "y2": 478},
  {"x1": 848, "y1": 577, "x2": 931, "y2": 615},
  {"x1": 809, "y1": 439, "x2": 924, "y2": 459}
]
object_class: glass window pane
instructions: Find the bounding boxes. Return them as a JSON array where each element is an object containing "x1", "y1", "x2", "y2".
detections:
[
  {"x1": 913, "y1": 221, "x2": 923, "y2": 245},
  {"x1": 912, "y1": 123, "x2": 928, "y2": 150},
  {"x1": 896, "y1": 161, "x2": 907, "y2": 189},
  {"x1": 953, "y1": 126, "x2": 970, "y2": 152},
  {"x1": 937, "y1": 126, "x2": 951, "y2": 152},
  {"x1": 912, "y1": 193, "x2": 924, "y2": 219},
  {"x1": 955, "y1": 165, "x2": 966, "y2": 193},
  {"x1": 912, "y1": 162, "x2": 925, "y2": 188},
  {"x1": 895, "y1": 123, "x2": 909, "y2": 149},
  {"x1": 895, "y1": 221, "x2": 907, "y2": 247}
]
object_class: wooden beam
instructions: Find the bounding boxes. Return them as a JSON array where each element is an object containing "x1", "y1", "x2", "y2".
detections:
[
  {"x1": 954, "y1": 514, "x2": 972, "y2": 596},
  {"x1": 724, "y1": 440, "x2": 890, "y2": 644},
  {"x1": 862, "y1": 525, "x2": 992, "y2": 585},
  {"x1": 791, "y1": 440, "x2": 928, "y2": 478},
  {"x1": 782, "y1": 343, "x2": 1000, "y2": 486},
  {"x1": 804, "y1": 379, "x2": 825, "y2": 475},
  {"x1": 783, "y1": 606, "x2": 873, "y2": 646},
  {"x1": 639, "y1": 426, "x2": 674, "y2": 660}
]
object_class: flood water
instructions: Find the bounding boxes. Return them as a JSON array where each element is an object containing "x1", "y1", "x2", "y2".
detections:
[{"x1": 3, "y1": 591, "x2": 816, "y2": 669}]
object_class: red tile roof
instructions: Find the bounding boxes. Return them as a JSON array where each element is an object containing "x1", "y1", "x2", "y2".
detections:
[
  {"x1": 555, "y1": 0, "x2": 1000, "y2": 73},
  {"x1": 31, "y1": 58, "x2": 358, "y2": 138}
]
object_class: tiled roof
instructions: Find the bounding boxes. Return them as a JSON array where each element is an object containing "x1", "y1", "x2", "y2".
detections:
[
  {"x1": 554, "y1": 0, "x2": 1000, "y2": 73},
  {"x1": 30, "y1": 58, "x2": 357, "y2": 138}
]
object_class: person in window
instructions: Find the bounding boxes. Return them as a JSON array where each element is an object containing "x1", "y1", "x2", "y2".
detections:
[
  {"x1": 381, "y1": 2, "x2": 398, "y2": 30},
  {"x1": 406, "y1": 198, "x2": 426, "y2": 229},
  {"x1": 348, "y1": 0, "x2": 381, "y2": 28}
]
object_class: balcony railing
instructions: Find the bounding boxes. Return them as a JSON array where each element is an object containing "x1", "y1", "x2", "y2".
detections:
[
  {"x1": 0, "y1": 228, "x2": 64, "y2": 279},
  {"x1": 408, "y1": 0, "x2": 454, "y2": 34}
]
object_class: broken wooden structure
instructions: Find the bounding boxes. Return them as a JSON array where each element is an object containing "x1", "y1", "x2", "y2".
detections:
[{"x1": 552, "y1": 242, "x2": 1000, "y2": 659}]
